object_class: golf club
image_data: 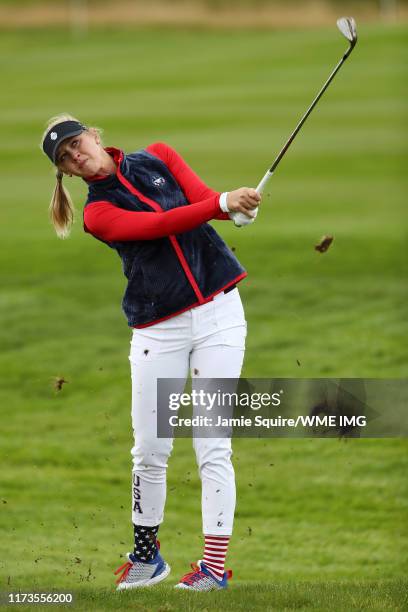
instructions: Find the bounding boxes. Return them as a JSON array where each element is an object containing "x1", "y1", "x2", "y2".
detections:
[{"x1": 255, "y1": 16, "x2": 357, "y2": 195}]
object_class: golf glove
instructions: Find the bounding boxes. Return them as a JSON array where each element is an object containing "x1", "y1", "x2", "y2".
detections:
[
  {"x1": 229, "y1": 208, "x2": 258, "y2": 227},
  {"x1": 219, "y1": 192, "x2": 258, "y2": 227}
]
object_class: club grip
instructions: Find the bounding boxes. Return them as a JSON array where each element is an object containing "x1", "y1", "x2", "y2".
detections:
[{"x1": 256, "y1": 170, "x2": 273, "y2": 194}]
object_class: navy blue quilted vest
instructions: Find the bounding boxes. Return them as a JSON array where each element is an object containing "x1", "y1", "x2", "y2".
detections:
[{"x1": 84, "y1": 147, "x2": 246, "y2": 327}]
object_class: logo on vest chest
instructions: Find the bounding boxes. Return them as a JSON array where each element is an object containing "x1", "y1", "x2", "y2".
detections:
[{"x1": 152, "y1": 176, "x2": 166, "y2": 187}]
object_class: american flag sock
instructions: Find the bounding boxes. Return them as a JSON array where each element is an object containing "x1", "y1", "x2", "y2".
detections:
[
  {"x1": 133, "y1": 524, "x2": 159, "y2": 562},
  {"x1": 202, "y1": 534, "x2": 230, "y2": 580}
]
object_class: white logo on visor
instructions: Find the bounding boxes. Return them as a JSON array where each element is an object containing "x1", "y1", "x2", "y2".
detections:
[{"x1": 50, "y1": 132, "x2": 58, "y2": 140}]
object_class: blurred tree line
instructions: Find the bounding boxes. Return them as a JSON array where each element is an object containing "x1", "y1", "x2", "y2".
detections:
[{"x1": 0, "y1": 0, "x2": 406, "y2": 6}]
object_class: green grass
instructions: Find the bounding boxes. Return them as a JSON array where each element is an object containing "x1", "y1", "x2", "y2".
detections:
[
  {"x1": 3, "y1": 581, "x2": 405, "y2": 611},
  {"x1": 0, "y1": 23, "x2": 407, "y2": 611}
]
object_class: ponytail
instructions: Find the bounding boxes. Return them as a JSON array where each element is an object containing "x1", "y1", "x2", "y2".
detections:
[
  {"x1": 49, "y1": 170, "x2": 75, "y2": 239},
  {"x1": 42, "y1": 114, "x2": 103, "y2": 238}
]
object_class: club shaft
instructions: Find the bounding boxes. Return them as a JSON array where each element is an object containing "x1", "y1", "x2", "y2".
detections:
[{"x1": 257, "y1": 43, "x2": 354, "y2": 194}]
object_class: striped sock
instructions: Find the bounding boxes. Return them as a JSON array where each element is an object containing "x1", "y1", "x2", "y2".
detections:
[{"x1": 202, "y1": 534, "x2": 230, "y2": 580}]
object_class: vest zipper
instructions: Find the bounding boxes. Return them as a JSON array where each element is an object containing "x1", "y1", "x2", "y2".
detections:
[{"x1": 116, "y1": 160, "x2": 205, "y2": 304}]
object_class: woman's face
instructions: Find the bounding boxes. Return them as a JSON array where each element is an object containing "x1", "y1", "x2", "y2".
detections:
[{"x1": 56, "y1": 130, "x2": 107, "y2": 178}]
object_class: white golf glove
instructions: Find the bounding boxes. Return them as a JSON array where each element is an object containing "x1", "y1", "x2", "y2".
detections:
[
  {"x1": 229, "y1": 208, "x2": 258, "y2": 227},
  {"x1": 219, "y1": 192, "x2": 259, "y2": 227}
]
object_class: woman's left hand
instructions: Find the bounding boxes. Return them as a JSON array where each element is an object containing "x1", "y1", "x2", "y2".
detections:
[
  {"x1": 226, "y1": 187, "x2": 261, "y2": 217},
  {"x1": 229, "y1": 207, "x2": 258, "y2": 227}
]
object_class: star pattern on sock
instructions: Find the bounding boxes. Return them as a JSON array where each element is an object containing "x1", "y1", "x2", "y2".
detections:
[{"x1": 133, "y1": 524, "x2": 159, "y2": 562}]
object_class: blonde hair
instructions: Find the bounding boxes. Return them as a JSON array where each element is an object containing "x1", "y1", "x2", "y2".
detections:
[{"x1": 41, "y1": 113, "x2": 102, "y2": 239}]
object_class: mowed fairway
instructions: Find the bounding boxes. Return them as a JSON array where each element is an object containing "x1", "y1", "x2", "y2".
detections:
[{"x1": 0, "y1": 22, "x2": 407, "y2": 611}]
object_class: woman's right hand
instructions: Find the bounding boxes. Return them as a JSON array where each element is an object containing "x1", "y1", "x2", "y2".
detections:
[{"x1": 227, "y1": 187, "x2": 261, "y2": 217}]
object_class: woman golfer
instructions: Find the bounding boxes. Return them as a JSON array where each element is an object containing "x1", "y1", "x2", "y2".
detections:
[{"x1": 41, "y1": 115, "x2": 260, "y2": 591}]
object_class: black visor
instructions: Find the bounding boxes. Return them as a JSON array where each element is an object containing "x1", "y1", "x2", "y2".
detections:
[{"x1": 43, "y1": 120, "x2": 87, "y2": 164}]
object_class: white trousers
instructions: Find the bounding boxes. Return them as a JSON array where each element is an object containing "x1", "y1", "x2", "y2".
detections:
[{"x1": 129, "y1": 288, "x2": 246, "y2": 536}]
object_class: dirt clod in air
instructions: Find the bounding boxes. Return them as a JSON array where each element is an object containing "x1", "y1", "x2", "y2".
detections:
[
  {"x1": 143, "y1": 349, "x2": 149, "y2": 356},
  {"x1": 53, "y1": 377, "x2": 68, "y2": 391},
  {"x1": 315, "y1": 235, "x2": 334, "y2": 253},
  {"x1": 193, "y1": 368, "x2": 199, "y2": 375}
]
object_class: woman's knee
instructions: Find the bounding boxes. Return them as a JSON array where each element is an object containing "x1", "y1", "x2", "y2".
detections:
[
  {"x1": 131, "y1": 438, "x2": 173, "y2": 471},
  {"x1": 193, "y1": 439, "x2": 233, "y2": 472}
]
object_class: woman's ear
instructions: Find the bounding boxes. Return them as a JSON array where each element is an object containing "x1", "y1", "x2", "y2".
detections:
[{"x1": 90, "y1": 128, "x2": 100, "y2": 145}]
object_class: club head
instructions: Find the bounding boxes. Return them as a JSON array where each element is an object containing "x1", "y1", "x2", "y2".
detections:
[{"x1": 337, "y1": 16, "x2": 357, "y2": 48}]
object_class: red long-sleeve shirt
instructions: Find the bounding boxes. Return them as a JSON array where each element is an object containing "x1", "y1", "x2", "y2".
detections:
[{"x1": 84, "y1": 142, "x2": 229, "y2": 242}]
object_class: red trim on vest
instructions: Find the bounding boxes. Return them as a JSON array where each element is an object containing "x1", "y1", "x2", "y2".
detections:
[
  {"x1": 168, "y1": 236, "x2": 204, "y2": 302},
  {"x1": 114, "y1": 155, "x2": 206, "y2": 303},
  {"x1": 85, "y1": 147, "x2": 122, "y2": 182},
  {"x1": 132, "y1": 273, "x2": 247, "y2": 329}
]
